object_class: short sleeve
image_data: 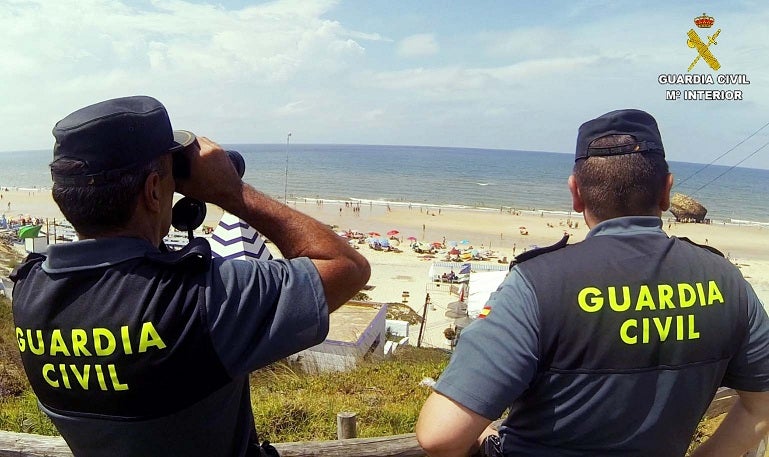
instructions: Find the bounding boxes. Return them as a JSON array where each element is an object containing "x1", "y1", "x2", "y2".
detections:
[
  {"x1": 204, "y1": 257, "x2": 329, "y2": 377},
  {"x1": 723, "y1": 282, "x2": 769, "y2": 391},
  {"x1": 433, "y1": 269, "x2": 540, "y2": 420}
]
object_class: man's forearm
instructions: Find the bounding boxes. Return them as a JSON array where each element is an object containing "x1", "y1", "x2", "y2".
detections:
[
  {"x1": 691, "y1": 394, "x2": 769, "y2": 457},
  {"x1": 226, "y1": 183, "x2": 370, "y2": 309},
  {"x1": 225, "y1": 184, "x2": 341, "y2": 258}
]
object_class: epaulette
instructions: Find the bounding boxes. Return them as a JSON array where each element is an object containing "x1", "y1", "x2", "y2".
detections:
[
  {"x1": 677, "y1": 236, "x2": 725, "y2": 257},
  {"x1": 144, "y1": 237, "x2": 212, "y2": 271},
  {"x1": 510, "y1": 234, "x2": 570, "y2": 270},
  {"x1": 9, "y1": 253, "x2": 46, "y2": 282}
]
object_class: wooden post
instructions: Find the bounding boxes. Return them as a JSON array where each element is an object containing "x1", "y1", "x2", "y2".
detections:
[
  {"x1": 417, "y1": 294, "x2": 431, "y2": 348},
  {"x1": 336, "y1": 411, "x2": 357, "y2": 440}
]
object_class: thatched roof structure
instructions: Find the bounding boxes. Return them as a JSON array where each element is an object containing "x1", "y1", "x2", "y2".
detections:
[{"x1": 670, "y1": 193, "x2": 708, "y2": 222}]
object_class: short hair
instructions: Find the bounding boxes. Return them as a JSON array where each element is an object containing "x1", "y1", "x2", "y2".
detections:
[
  {"x1": 51, "y1": 157, "x2": 167, "y2": 237},
  {"x1": 573, "y1": 135, "x2": 669, "y2": 221}
]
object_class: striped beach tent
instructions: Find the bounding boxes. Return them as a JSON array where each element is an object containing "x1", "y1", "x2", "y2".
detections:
[{"x1": 210, "y1": 213, "x2": 272, "y2": 261}]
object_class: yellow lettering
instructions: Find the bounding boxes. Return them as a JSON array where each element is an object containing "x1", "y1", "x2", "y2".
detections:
[
  {"x1": 707, "y1": 281, "x2": 724, "y2": 305},
  {"x1": 608, "y1": 286, "x2": 631, "y2": 312},
  {"x1": 635, "y1": 285, "x2": 656, "y2": 311},
  {"x1": 678, "y1": 283, "x2": 696, "y2": 308},
  {"x1": 696, "y1": 282, "x2": 706, "y2": 305},
  {"x1": 688, "y1": 314, "x2": 700, "y2": 339},
  {"x1": 70, "y1": 365, "x2": 90, "y2": 390},
  {"x1": 139, "y1": 322, "x2": 166, "y2": 352},
  {"x1": 620, "y1": 319, "x2": 638, "y2": 344},
  {"x1": 676, "y1": 315, "x2": 685, "y2": 340},
  {"x1": 653, "y1": 316, "x2": 672, "y2": 341},
  {"x1": 93, "y1": 328, "x2": 116, "y2": 356},
  {"x1": 121, "y1": 326, "x2": 133, "y2": 355},
  {"x1": 42, "y1": 364, "x2": 59, "y2": 388},
  {"x1": 658, "y1": 285, "x2": 675, "y2": 309},
  {"x1": 71, "y1": 329, "x2": 92, "y2": 356},
  {"x1": 641, "y1": 317, "x2": 650, "y2": 343},
  {"x1": 108, "y1": 364, "x2": 129, "y2": 391},
  {"x1": 16, "y1": 327, "x2": 25, "y2": 352},
  {"x1": 578, "y1": 287, "x2": 603, "y2": 312},
  {"x1": 58, "y1": 364, "x2": 72, "y2": 389},
  {"x1": 94, "y1": 365, "x2": 108, "y2": 391},
  {"x1": 49, "y1": 330, "x2": 71, "y2": 357},
  {"x1": 26, "y1": 329, "x2": 45, "y2": 355}
]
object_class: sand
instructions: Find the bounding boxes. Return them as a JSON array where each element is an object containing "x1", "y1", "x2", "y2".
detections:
[{"x1": 3, "y1": 187, "x2": 769, "y2": 348}]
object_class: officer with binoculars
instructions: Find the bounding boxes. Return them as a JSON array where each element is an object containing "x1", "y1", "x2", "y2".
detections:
[{"x1": 11, "y1": 95, "x2": 370, "y2": 457}]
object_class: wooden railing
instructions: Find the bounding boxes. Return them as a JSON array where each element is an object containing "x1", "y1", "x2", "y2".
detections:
[
  {"x1": 0, "y1": 389, "x2": 766, "y2": 457},
  {"x1": 0, "y1": 431, "x2": 423, "y2": 457}
]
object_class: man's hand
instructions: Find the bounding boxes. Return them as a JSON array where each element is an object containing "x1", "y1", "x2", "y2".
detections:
[{"x1": 174, "y1": 136, "x2": 243, "y2": 210}]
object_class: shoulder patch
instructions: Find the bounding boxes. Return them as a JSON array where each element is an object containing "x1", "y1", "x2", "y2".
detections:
[
  {"x1": 145, "y1": 237, "x2": 212, "y2": 271},
  {"x1": 676, "y1": 236, "x2": 725, "y2": 257},
  {"x1": 510, "y1": 233, "x2": 570, "y2": 270}
]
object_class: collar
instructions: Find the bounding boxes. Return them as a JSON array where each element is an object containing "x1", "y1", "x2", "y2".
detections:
[
  {"x1": 43, "y1": 237, "x2": 159, "y2": 274},
  {"x1": 586, "y1": 216, "x2": 665, "y2": 239}
]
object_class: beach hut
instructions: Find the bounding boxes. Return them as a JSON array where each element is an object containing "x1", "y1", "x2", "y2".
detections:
[
  {"x1": 670, "y1": 193, "x2": 708, "y2": 222},
  {"x1": 289, "y1": 302, "x2": 387, "y2": 372}
]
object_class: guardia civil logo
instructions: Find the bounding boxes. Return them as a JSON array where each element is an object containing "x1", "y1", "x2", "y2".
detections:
[
  {"x1": 687, "y1": 13, "x2": 720, "y2": 72},
  {"x1": 657, "y1": 12, "x2": 750, "y2": 102}
]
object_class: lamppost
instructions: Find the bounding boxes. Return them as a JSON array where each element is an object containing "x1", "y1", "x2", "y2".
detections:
[{"x1": 283, "y1": 132, "x2": 292, "y2": 204}]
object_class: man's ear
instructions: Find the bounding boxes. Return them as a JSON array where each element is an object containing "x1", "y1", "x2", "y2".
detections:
[
  {"x1": 568, "y1": 175, "x2": 585, "y2": 213},
  {"x1": 660, "y1": 173, "x2": 674, "y2": 211},
  {"x1": 142, "y1": 171, "x2": 162, "y2": 213}
]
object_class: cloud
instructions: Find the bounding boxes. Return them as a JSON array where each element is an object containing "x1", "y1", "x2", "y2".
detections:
[
  {"x1": 275, "y1": 100, "x2": 310, "y2": 117},
  {"x1": 396, "y1": 33, "x2": 439, "y2": 58},
  {"x1": 0, "y1": 0, "x2": 374, "y2": 149}
]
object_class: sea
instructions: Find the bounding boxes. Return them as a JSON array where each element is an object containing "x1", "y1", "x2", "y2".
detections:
[{"x1": 1, "y1": 144, "x2": 767, "y2": 225}]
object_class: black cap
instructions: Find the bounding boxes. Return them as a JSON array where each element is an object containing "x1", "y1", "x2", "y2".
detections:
[
  {"x1": 575, "y1": 109, "x2": 665, "y2": 162},
  {"x1": 51, "y1": 96, "x2": 196, "y2": 185}
]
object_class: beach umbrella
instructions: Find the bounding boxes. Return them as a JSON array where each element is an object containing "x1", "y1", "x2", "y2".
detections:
[
  {"x1": 210, "y1": 213, "x2": 272, "y2": 261},
  {"x1": 448, "y1": 240, "x2": 458, "y2": 247},
  {"x1": 449, "y1": 247, "x2": 460, "y2": 255},
  {"x1": 407, "y1": 236, "x2": 417, "y2": 241},
  {"x1": 387, "y1": 229, "x2": 400, "y2": 236},
  {"x1": 460, "y1": 240, "x2": 470, "y2": 245},
  {"x1": 18, "y1": 224, "x2": 42, "y2": 239},
  {"x1": 432, "y1": 242, "x2": 443, "y2": 248},
  {"x1": 368, "y1": 231, "x2": 380, "y2": 237}
]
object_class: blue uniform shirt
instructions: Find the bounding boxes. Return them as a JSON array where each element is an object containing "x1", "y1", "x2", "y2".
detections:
[{"x1": 435, "y1": 216, "x2": 769, "y2": 457}]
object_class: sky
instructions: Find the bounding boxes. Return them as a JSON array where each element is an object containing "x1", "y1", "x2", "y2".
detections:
[{"x1": 1, "y1": 0, "x2": 768, "y2": 169}]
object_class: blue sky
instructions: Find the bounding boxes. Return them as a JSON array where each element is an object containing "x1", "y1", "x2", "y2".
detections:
[{"x1": 1, "y1": 0, "x2": 768, "y2": 169}]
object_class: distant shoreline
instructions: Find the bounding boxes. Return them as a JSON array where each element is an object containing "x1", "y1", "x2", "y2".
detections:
[{"x1": 4, "y1": 185, "x2": 767, "y2": 227}]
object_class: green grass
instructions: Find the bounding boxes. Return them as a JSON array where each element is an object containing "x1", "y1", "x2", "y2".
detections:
[{"x1": 249, "y1": 348, "x2": 448, "y2": 442}]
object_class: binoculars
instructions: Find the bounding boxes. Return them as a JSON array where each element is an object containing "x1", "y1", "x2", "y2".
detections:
[
  {"x1": 171, "y1": 149, "x2": 245, "y2": 238},
  {"x1": 172, "y1": 149, "x2": 245, "y2": 181}
]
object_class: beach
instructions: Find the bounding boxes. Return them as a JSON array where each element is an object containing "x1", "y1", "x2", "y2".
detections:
[{"x1": 3, "y1": 187, "x2": 769, "y2": 348}]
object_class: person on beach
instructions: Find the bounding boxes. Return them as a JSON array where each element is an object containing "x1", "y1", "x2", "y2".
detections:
[
  {"x1": 416, "y1": 109, "x2": 769, "y2": 457},
  {"x1": 10, "y1": 96, "x2": 370, "y2": 457}
]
